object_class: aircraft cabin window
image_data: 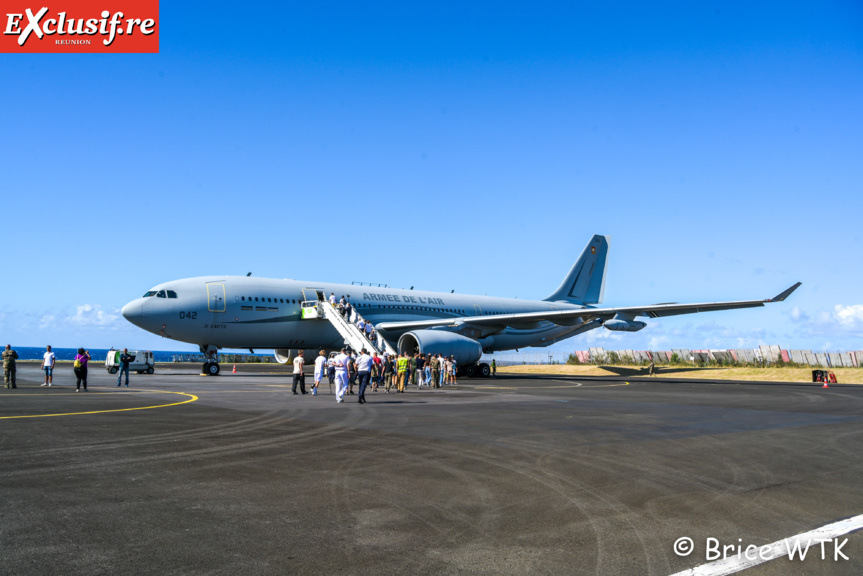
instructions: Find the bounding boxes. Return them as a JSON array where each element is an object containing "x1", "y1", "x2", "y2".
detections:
[
  {"x1": 241, "y1": 297, "x2": 245, "y2": 301},
  {"x1": 279, "y1": 299, "x2": 284, "y2": 303},
  {"x1": 143, "y1": 291, "x2": 157, "y2": 297},
  {"x1": 255, "y1": 297, "x2": 259, "y2": 302},
  {"x1": 167, "y1": 291, "x2": 178, "y2": 298},
  {"x1": 156, "y1": 290, "x2": 166, "y2": 298}
]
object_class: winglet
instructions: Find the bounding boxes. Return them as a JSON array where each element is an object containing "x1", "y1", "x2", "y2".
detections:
[{"x1": 769, "y1": 282, "x2": 802, "y2": 302}]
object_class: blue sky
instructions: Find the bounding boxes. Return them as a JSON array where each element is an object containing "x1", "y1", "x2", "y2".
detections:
[{"x1": 2, "y1": 1, "x2": 861, "y2": 354}]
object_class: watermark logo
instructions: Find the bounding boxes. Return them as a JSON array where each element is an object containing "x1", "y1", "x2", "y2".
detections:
[
  {"x1": 2, "y1": 0, "x2": 158, "y2": 52},
  {"x1": 674, "y1": 536, "x2": 849, "y2": 562}
]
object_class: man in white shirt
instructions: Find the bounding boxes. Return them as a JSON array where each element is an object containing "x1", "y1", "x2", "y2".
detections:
[
  {"x1": 329, "y1": 293, "x2": 336, "y2": 305},
  {"x1": 313, "y1": 350, "x2": 327, "y2": 396},
  {"x1": 292, "y1": 350, "x2": 307, "y2": 395},
  {"x1": 333, "y1": 348, "x2": 350, "y2": 403},
  {"x1": 355, "y1": 348, "x2": 373, "y2": 404},
  {"x1": 41, "y1": 345, "x2": 55, "y2": 387}
]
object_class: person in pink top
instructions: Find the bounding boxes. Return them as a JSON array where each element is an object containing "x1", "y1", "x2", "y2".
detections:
[{"x1": 73, "y1": 348, "x2": 91, "y2": 392}]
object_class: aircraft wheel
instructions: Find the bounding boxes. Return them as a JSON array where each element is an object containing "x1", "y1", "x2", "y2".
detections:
[
  {"x1": 147, "y1": 367, "x2": 155, "y2": 374},
  {"x1": 109, "y1": 367, "x2": 118, "y2": 374},
  {"x1": 207, "y1": 363, "x2": 221, "y2": 376},
  {"x1": 479, "y1": 363, "x2": 491, "y2": 377},
  {"x1": 465, "y1": 365, "x2": 477, "y2": 378}
]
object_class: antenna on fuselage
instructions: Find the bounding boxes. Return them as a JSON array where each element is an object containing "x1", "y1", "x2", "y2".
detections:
[
  {"x1": 247, "y1": 272, "x2": 252, "y2": 276},
  {"x1": 451, "y1": 289, "x2": 455, "y2": 293}
]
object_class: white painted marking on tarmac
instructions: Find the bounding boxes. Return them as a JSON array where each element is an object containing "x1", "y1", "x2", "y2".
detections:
[{"x1": 668, "y1": 514, "x2": 863, "y2": 576}]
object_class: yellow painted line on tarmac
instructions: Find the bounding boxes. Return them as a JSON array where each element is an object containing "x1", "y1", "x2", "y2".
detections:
[{"x1": 0, "y1": 389, "x2": 198, "y2": 419}]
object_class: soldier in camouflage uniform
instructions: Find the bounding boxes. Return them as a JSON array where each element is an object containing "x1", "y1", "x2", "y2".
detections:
[
  {"x1": 3, "y1": 344, "x2": 18, "y2": 389},
  {"x1": 430, "y1": 354, "x2": 440, "y2": 389}
]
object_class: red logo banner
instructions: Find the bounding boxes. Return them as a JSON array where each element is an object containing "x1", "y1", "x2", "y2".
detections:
[{"x1": 2, "y1": 0, "x2": 158, "y2": 52}]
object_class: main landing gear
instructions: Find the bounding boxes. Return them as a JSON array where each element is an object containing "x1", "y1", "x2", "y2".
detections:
[{"x1": 462, "y1": 363, "x2": 491, "y2": 378}]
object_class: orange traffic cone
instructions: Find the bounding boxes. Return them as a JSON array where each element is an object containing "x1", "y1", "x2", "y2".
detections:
[
  {"x1": 232, "y1": 364, "x2": 237, "y2": 374},
  {"x1": 822, "y1": 381, "x2": 829, "y2": 389}
]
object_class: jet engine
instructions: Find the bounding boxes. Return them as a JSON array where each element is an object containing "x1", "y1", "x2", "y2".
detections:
[
  {"x1": 398, "y1": 330, "x2": 483, "y2": 366},
  {"x1": 273, "y1": 349, "x2": 294, "y2": 364}
]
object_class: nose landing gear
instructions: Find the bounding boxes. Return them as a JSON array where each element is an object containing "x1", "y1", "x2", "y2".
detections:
[
  {"x1": 203, "y1": 362, "x2": 221, "y2": 376},
  {"x1": 200, "y1": 344, "x2": 221, "y2": 376}
]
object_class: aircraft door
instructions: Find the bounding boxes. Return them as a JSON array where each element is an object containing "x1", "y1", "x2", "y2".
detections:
[
  {"x1": 473, "y1": 305, "x2": 483, "y2": 316},
  {"x1": 207, "y1": 283, "x2": 226, "y2": 312},
  {"x1": 302, "y1": 288, "x2": 326, "y2": 302}
]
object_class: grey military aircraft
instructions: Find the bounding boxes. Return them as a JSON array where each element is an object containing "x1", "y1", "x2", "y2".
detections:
[{"x1": 121, "y1": 235, "x2": 800, "y2": 376}]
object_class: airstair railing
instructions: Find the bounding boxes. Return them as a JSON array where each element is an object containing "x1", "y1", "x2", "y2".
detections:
[{"x1": 312, "y1": 301, "x2": 396, "y2": 356}]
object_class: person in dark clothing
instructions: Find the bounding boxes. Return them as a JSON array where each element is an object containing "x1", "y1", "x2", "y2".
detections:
[
  {"x1": 74, "y1": 348, "x2": 91, "y2": 391},
  {"x1": 415, "y1": 354, "x2": 426, "y2": 388},
  {"x1": 117, "y1": 348, "x2": 134, "y2": 387},
  {"x1": 3, "y1": 344, "x2": 18, "y2": 389}
]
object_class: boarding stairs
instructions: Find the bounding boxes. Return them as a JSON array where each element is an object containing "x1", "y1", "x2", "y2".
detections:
[{"x1": 304, "y1": 300, "x2": 397, "y2": 356}]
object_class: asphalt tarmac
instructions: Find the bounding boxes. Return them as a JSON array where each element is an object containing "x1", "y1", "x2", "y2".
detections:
[{"x1": 2, "y1": 363, "x2": 863, "y2": 576}]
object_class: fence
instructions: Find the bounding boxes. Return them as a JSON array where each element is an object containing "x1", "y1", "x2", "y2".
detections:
[{"x1": 497, "y1": 347, "x2": 863, "y2": 368}]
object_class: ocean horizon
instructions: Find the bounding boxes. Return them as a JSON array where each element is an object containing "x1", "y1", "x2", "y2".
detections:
[{"x1": 9, "y1": 347, "x2": 270, "y2": 363}]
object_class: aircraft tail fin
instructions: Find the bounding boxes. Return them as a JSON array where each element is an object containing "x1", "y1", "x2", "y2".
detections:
[{"x1": 544, "y1": 235, "x2": 610, "y2": 305}]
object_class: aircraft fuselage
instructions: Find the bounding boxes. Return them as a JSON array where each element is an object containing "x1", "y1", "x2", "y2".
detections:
[{"x1": 121, "y1": 276, "x2": 586, "y2": 352}]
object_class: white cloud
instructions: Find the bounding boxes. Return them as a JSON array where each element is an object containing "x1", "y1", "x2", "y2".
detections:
[
  {"x1": 39, "y1": 314, "x2": 56, "y2": 330},
  {"x1": 788, "y1": 304, "x2": 863, "y2": 339},
  {"x1": 67, "y1": 304, "x2": 121, "y2": 327},
  {"x1": 833, "y1": 304, "x2": 863, "y2": 328}
]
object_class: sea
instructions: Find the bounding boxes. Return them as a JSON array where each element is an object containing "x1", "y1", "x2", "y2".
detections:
[{"x1": 14, "y1": 347, "x2": 203, "y2": 363}]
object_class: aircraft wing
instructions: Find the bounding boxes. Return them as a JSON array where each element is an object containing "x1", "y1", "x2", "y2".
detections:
[{"x1": 375, "y1": 283, "x2": 801, "y2": 332}]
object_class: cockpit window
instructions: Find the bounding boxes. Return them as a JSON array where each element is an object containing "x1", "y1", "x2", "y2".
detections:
[
  {"x1": 156, "y1": 290, "x2": 167, "y2": 298},
  {"x1": 143, "y1": 291, "x2": 157, "y2": 297},
  {"x1": 167, "y1": 290, "x2": 178, "y2": 298}
]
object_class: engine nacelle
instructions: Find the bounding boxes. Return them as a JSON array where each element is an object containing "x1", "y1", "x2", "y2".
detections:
[
  {"x1": 603, "y1": 319, "x2": 646, "y2": 332},
  {"x1": 398, "y1": 330, "x2": 483, "y2": 366},
  {"x1": 273, "y1": 349, "x2": 294, "y2": 364}
]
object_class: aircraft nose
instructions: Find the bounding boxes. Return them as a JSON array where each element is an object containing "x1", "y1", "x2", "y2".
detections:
[{"x1": 121, "y1": 299, "x2": 144, "y2": 324}]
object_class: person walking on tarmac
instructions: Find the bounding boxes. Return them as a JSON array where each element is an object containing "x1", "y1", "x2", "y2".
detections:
[
  {"x1": 356, "y1": 348, "x2": 372, "y2": 404},
  {"x1": 347, "y1": 351, "x2": 357, "y2": 395},
  {"x1": 430, "y1": 354, "x2": 440, "y2": 389},
  {"x1": 397, "y1": 352, "x2": 410, "y2": 393},
  {"x1": 312, "y1": 350, "x2": 327, "y2": 396},
  {"x1": 333, "y1": 348, "x2": 350, "y2": 403},
  {"x1": 371, "y1": 352, "x2": 382, "y2": 392},
  {"x1": 117, "y1": 348, "x2": 134, "y2": 387},
  {"x1": 3, "y1": 344, "x2": 18, "y2": 389},
  {"x1": 383, "y1": 354, "x2": 395, "y2": 393},
  {"x1": 292, "y1": 350, "x2": 307, "y2": 395},
  {"x1": 648, "y1": 357, "x2": 655, "y2": 377},
  {"x1": 492, "y1": 359, "x2": 496, "y2": 377}
]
